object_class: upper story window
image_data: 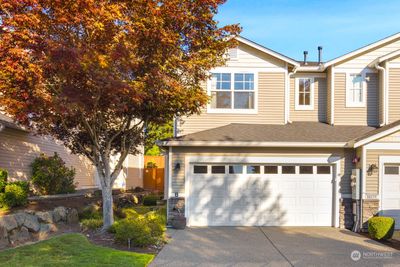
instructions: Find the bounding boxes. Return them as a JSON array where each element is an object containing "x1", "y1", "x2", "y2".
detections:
[
  {"x1": 209, "y1": 72, "x2": 256, "y2": 113},
  {"x1": 295, "y1": 77, "x2": 314, "y2": 110},
  {"x1": 346, "y1": 73, "x2": 365, "y2": 107}
]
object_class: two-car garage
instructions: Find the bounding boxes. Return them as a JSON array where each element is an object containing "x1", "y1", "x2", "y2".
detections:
[{"x1": 185, "y1": 156, "x2": 339, "y2": 227}]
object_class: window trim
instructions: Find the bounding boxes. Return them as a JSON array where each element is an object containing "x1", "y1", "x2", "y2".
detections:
[
  {"x1": 295, "y1": 77, "x2": 314, "y2": 110},
  {"x1": 346, "y1": 72, "x2": 366, "y2": 108},
  {"x1": 207, "y1": 70, "x2": 258, "y2": 114}
]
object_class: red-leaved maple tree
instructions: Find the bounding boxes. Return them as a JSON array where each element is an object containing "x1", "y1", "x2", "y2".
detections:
[{"x1": 0, "y1": 0, "x2": 240, "y2": 228}]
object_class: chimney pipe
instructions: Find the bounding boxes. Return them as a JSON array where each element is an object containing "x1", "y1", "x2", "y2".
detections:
[
  {"x1": 303, "y1": 51, "x2": 308, "y2": 65},
  {"x1": 318, "y1": 46, "x2": 323, "y2": 64}
]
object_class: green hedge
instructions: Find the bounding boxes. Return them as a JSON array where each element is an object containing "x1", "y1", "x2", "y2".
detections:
[
  {"x1": 368, "y1": 216, "x2": 395, "y2": 240},
  {"x1": 0, "y1": 183, "x2": 28, "y2": 208},
  {"x1": 31, "y1": 153, "x2": 76, "y2": 195},
  {"x1": 143, "y1": 195, "x2": 159, "y2": 206},
  {"x1": 0, "y1": 168, "x2": 8, "y2": 193}
]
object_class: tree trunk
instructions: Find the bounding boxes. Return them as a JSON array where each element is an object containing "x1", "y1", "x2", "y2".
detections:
[{"x1": 101, "y1": 183, "x2": 114, "y2": 229}]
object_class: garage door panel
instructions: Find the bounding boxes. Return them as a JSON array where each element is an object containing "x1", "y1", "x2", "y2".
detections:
[
  {"x1": 189, "y1": 163, "x2": 333, "y2": 226},
  {"x1": 382, "y1": 164, "x2": 400, "y2": 229}
]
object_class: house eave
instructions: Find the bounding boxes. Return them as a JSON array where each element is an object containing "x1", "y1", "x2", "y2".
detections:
[{"x1": 157, "y1": 140, "x2": 349, "y2": 148}]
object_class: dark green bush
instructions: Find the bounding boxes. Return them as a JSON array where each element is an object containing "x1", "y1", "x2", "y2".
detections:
[
  {"x1": 0, "y1": 183, "x2": 28, "y2": 208},
  {"x1": 31, "y1": 153, "x2": 76, "y2": 195},
  {"x1": 79, "y1": 204, "x2": 102, "y2": 220},
  {"x1": 0, "y1": 168, "x2": 8, "y2": 193},
  {"x1": 368, "y1": 216, "x2": 395, "y2": 240},
  {"x1": 81, "y1": 218, "x2": 103, "y2": 230},
  {"x1": 113, "y1": 212, "x2": 165, "y2": 247},
  {"x1": 143, "y1": 195, "x2": 159, "y2": 206}
]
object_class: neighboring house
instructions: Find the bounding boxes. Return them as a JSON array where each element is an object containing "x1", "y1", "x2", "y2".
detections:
[
  {"x1": 0, "y1": 113, "x2": 143, "y2": 190},
  {"x1": 160, "y1": 33, "x2": 400, "y2": 230}
]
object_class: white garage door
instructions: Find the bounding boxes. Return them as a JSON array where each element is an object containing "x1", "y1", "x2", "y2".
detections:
[
  {"x1": 382, "y1": 164, "x2": 400, "y2": 229},
  {"x1": 188, "y1": 164, "x2": 333, "y2": 226}
]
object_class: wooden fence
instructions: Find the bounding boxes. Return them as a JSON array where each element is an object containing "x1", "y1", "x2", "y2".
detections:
[{"x1": 143, "y1": 155, "x2": 165, "y2": 192}]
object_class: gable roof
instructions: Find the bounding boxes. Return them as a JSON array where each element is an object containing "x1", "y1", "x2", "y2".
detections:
[
  {"x1": 236, "y1": 36, "x2": 300, "y2": 67},
  {"x1": 369, "y1": 49, "x2": 400, "y2": 67},
  {"x1": 160, "y1": 122, "x2": 375, "y2": 147},
  {"x1": 351, "y1": 120, "x2": 400, "y2": 148},
  {"x1": 324, "y1": 32, "x2": 400, "y2": 68}
]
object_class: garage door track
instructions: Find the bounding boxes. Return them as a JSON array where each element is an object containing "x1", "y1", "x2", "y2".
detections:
[{"x1": 150, "y1": 227, "x2": 399, "y2": 267}]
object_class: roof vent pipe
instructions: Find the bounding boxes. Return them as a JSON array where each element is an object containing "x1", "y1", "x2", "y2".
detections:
[
  {"x1": 303, "y1": 51, "x2": 308, "y2": 65},
  {"x1": 318, "y1": 46, "x2": 323, "y2": 64}
]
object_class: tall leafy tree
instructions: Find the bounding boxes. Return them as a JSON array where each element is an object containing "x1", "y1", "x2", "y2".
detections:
[{"x1": 0, "y1": 0, "x2": 240, "y2": 228}]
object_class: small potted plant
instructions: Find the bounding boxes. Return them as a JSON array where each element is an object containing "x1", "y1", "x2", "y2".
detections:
[{"x1": 171, "y1": 207, "x2": 186, "y2": 229}]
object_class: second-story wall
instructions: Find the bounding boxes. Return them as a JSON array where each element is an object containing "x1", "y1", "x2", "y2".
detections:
[
  {"x1": 289, "y1": 75, "x2": 327, "y2": 122},
  {"x1": 333, "y1": 72, "x2": 379, "y2": 126},
  {"x1": 388, "y1": 66, "x2": 400, "y2": 123},
  {"x1": 179, "y1": 72, "x2": 285, "y2": 135}
]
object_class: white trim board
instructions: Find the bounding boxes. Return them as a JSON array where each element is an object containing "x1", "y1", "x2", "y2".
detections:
[
  {"x1": 160, "y1": 141, "x2": 348, "y2": 147},
  {"x1": 378, "y1": 156, "x2": 400, "y2": 218},
  {"x1": 353, "y1": 124, "x2": 400, "y2": 148}
]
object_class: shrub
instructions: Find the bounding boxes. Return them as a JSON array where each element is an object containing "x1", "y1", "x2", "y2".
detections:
[
  {"x1": 79, "y1": 204, "x2": 102, "y2": 220},
  {"x1": 0, "y1": 183, "x2": 28, "y2": 208},
  {"x1": 368, "y1": 216, "x2": 395, "y2": 240},
  {"x1": 0, "y1": 168, "x2": 8, "y2": 193},
  {"x1": 31, "y1": 153, "x2": 76, "y2": 195},
  {"x1": 113, "y1": 212, "x2": 165, "y2": 247},
  {"x1": 81, "y1": 218, "x2": 103, "y2": 230},
  {"x1": 143, "y1": 195, "x2": 159, "y2": 206}
]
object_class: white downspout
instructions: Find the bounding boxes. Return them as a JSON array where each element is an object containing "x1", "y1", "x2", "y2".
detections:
[
  {"x1": 374, "y1": 62, "x2": 387, "y2": 126},
  {"x1": 287, "y1": 66, "x2": 298, "y2": 124}
]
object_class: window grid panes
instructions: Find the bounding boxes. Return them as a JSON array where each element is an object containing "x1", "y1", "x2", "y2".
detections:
[
  {"x1": 282, "y1": 165, "x2": 296, "y2": 174},
  {"x1": 246, "y1": 165, "x2": 260, "y2": 174},
  {"x1": 193, "y1": 165, "x2": 207, "y2": 174},
  {"x1": 384, "y1": 165, "x2": 399, "y2": 175},
  {"x1": 210, "y1": 72, "x2": 255, "y2": 110},
  {"x1": 264, "y1": 166, "x2": 278, "y2": 174},
  {"x1": 298, "y1": 78, "x2": 312, "y2": 106},
  {"x1": 211, "y1": 165, "x2": 226, "y2": 174},
  {"x1": 299, "y1": 165, "x2": 313, "y2": 174},
  {"x1": 349, "y1": 74, "x2": 363, "y2": 104},
  {"x1": 229, "y1": 165, "x2": 243, "y2": 174},
  {"x1": 317, "y1": 166, "x2": 331, "y2": 174}
]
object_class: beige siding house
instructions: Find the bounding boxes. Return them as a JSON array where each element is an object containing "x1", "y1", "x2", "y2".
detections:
[
  {"x1": 161, "y1": 33, "x2": 400, "y2": 231},
  {"x1": 0, "y1": 114, "x2": 143, "y2": 191}
]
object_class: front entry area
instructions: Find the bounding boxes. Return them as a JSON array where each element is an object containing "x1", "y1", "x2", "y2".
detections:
[
  {"x1": 381, "y1": 163, "x2": 400, "y2": 229},
  {"x1": 186, "y1": 160, "x2": 335, "y2": 227}
]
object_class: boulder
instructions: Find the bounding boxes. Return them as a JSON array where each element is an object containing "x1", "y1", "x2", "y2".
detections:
[
  {"x1": 13, "y1": 212, "x2": 27, "y2": 227},
  {"x1": 39, "y1": 223, "x2": 56, "y2": 234},
  {"x1": 53, "y1": 207, "x2": 67, "y2": 222},
  {"x1": 9, "y1": 227, "x2": 31, "y2": 245},
  {"x1": 36, "y1": 211, "x2": 54, "y2": 224},
  {"x1": 23, "y1": 213, "x2": 40, "y2": 232},
  {"x1": 66, "y1": 209, "x2": 79, "y2": 224},
  {"x1": 0, "y1": 226, "x2": 9, "y2": 249},
  {"x1": 0, "y1": 215, "x2": 18, "y2": 232}
]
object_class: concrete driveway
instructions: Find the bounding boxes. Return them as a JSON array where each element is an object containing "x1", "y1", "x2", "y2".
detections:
[{"x1": 150, "y1": 227, "x2": 399, "y2": 267}]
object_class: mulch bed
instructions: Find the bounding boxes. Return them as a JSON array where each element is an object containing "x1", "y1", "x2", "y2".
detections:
[
  {"x1": 82, "y1": 229, "x2": 164, "y2": 254},
  {"x1": 360, "y1": 232, "x2": 400, "y2": 250}
]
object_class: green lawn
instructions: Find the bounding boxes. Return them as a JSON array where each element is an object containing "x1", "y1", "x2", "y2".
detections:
[{"x1": 0, "y1": 233, "x2": 154, "y2": 267}]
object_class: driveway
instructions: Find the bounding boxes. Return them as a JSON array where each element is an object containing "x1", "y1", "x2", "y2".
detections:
[{"x1": 150, "y1": 227, "x2": 399, "y2": 267}]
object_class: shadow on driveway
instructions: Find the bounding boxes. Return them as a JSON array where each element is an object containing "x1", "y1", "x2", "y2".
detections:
[{"x1": 150, "y1": 227, "x2": 399, "y2": 267}]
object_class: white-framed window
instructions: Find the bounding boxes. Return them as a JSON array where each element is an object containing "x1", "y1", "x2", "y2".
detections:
[
  {"x1": 346, "y1": 73, "x2": 366, "y2": 107},
  {"x1": 209, "y1": 72, "x2": 257, "y2": 113},
  {"x1": 295, "y1": 77, "x2": 314, "y2": 110}
]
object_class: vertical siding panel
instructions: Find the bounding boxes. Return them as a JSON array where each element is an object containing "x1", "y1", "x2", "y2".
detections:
[
  {"x1": 290, "y1": 77, "x2": 327, "y2": 122},
  {"x1": 334, "y1": 73, "x2": 379, "y2": 126},
  {"x1": 179, "y1": 72, "x2": 286, "y2": 135},
  {"x1": 388, "y1": 68, "x2": 400, "y2": 123},
  {"x1": 0, "y1": 128, "x2": 95, "y2": 189}
]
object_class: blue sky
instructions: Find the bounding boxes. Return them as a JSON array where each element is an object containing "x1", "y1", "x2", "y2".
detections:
[{"x1": 216, "y1": 0, "x2": 400, "y2": 62}]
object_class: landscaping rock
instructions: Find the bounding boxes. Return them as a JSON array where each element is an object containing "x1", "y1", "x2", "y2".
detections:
[
  {"x1": 13, "y1": 212, "x2": 27, "y2": 227},
  {"x1": 0, "y1": 215, "x2": 18, "y2": 232},
  {"x1": 0, "y1": 226, "x2": 9, "y2": 249},
  {"x1": 53, "y1": 207, "x2": 67, "y2": 222},
  {"x1": 23, "y1": 214, "x2": 40, "y2": 232},
  {"x1": 36, "y1": 211, "x2": 54, "y2": 224},
  {"x1": 66, "y1": 209, "x2": 79, "y2": 224},
  {"x1": 39, "y1": 223, "x2": 57, "y2": 234},
  {"x1": 9, "y1": 227, "x2": 30, "y2": 245}
]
